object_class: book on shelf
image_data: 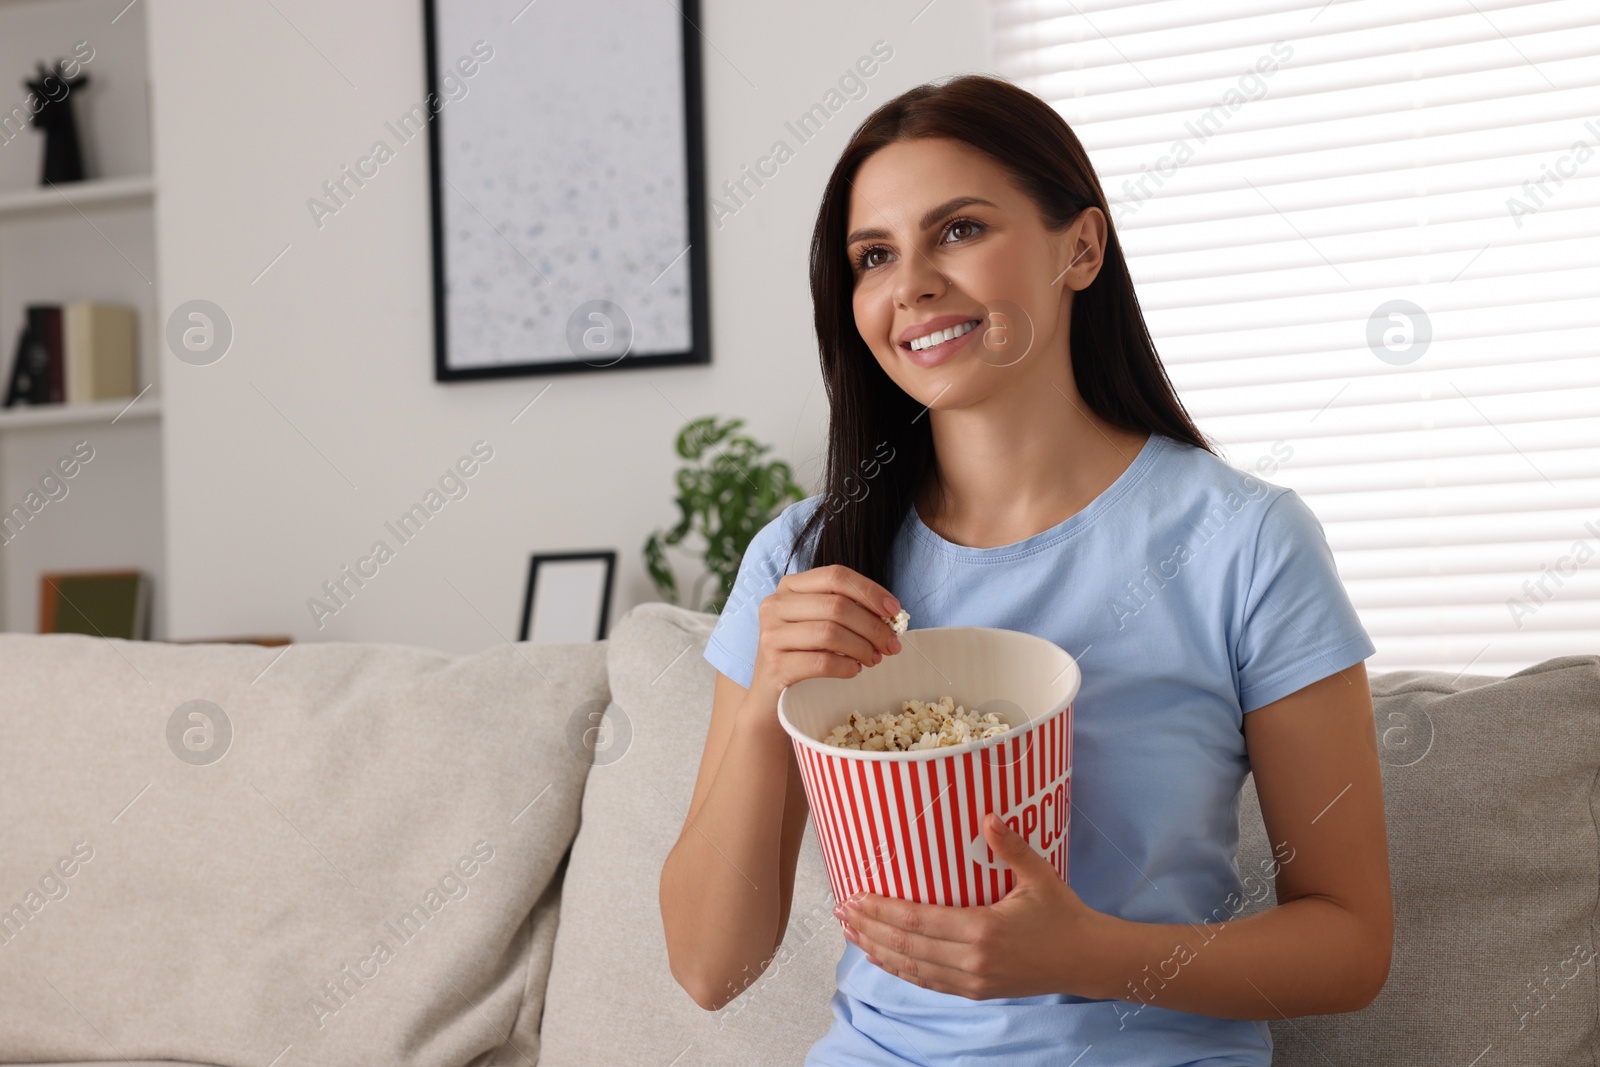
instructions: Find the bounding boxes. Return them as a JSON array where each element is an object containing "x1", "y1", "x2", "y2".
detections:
[
  {"x1": 3, "y1": 318, "x2": 47, "y2": 406},
  {"x1": 2, "y1": 301, "x2": 138, "y2": 409},
  {"x1": 40, "y1": 569, "x2": 151, "y2": 640},
  {"x1": 41, "y1": 306, "x2": 64, "y2": 403},
  {"x1": 65, "y1": 302, "x2": 137, "y2": 403}
]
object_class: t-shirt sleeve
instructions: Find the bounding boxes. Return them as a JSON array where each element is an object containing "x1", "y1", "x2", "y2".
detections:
[
  {"x1": 1235, "y1": 489, "x2": 1376, "y2": 714},
  {"x1": 702, "y1": 501, "x2": 810, "y2": 689}
]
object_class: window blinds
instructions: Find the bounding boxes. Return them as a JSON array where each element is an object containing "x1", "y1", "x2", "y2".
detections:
[{"x1": 992, "y1": 0, "x2": 1600, "y2": 675}]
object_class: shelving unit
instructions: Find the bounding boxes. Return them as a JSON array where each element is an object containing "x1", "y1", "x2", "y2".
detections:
[
  {"x1": 0, "y1": 0, "x2": 165, "y2": 637},
  {"x1": 0, "y1": 174, "x2": 155, "y2": 219},
  {"x1": 0, "y1": 393, "x2": 159, "y2": 430}
]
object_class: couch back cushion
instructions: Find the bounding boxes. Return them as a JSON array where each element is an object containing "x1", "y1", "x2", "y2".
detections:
[
  {"x1": 0, "y1": 632, "x2": 607, "y2": 1067},
  {"x1": 1237, "y1": 654, "x2": 1600, "y2": 1065},
  {"x1": 538, "y1": 602, "x2": 844, "y2": 1065}
]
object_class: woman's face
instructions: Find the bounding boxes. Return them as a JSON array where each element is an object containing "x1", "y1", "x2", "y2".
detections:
[{"x1": 846, "y1": 137, "x2": 1104, "y2": 412}]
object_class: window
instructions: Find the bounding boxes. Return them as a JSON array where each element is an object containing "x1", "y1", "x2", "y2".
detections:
[{"x1": 993, "y1": 0, "x2": 1600, "y2": 674}]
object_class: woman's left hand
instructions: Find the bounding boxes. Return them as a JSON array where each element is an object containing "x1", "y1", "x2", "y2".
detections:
[{"x1": 835, "y1": 812, "x2": 1110, "y2": 1000}]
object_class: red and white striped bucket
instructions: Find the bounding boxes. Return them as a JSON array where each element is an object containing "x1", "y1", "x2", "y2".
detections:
[{"x1": 777, "y1": 626, "x2": 1078, "y2": 909}]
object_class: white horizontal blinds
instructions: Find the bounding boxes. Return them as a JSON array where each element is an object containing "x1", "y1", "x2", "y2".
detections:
[{"x1": 993, "y1": 0, "x2": 1600, "y2": 675}]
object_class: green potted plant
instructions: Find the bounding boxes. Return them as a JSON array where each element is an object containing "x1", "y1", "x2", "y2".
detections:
[{"x1": 644, "y1": 415, "x2": 805, "y2": 614}]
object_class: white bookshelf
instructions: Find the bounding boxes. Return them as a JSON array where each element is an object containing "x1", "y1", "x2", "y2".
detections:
[
  {"x1": 0, "y1": 392, "x2": 159, "y2": 430},
  {"x1": 0, "y1": 174, "x2": 155, "y2": 219},
  {"x1": 0, "y1": 0, "x2": 165, "y2": 638}
]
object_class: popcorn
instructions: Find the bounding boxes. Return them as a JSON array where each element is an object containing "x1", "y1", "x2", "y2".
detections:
[
  {"x1": 821, "y1": 695, "x2": 1011, "y2": 752},
  {"x1": 885, "y1": 609, "x2": 910, "y2": 635}
]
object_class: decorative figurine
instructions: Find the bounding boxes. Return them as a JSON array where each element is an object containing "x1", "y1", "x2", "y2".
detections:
[{"x1": 25, "y1": 59, "x2": 90, "y2": 184}]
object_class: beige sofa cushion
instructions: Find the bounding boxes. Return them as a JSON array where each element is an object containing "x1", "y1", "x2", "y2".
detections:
[
  {"x1": 538, "y1": 602, "x2": 844, "y2": 1065},
  {"x1": 1237, "y1": 654, "x2": 1600, "y2": 1065},
  {"x1": 0, "y1": 632, "x2": 607, "y2": 1067}
]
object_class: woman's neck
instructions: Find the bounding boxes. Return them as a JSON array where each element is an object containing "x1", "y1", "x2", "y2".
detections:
[{"x1": 914, "y1": 386, "x2": 1151, "y2": 550}]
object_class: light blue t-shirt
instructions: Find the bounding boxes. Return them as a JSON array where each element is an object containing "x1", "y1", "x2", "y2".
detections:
[{"x1": 702, "y1": 431, "x2": 1376, "y2": 1067}]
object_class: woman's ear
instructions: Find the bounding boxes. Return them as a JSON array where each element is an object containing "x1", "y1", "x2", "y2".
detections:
[{"x1": 1053, "y1": 208, "x2": 1107, "y2": 290}]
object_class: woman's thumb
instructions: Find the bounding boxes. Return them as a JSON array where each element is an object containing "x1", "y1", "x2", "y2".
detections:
[{"x1": 983, "y1": 813, "x2": 1052, "y2": 878}]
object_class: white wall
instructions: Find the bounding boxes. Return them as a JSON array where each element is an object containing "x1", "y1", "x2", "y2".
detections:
[{"x1": 147, "y1": 0, "x2": 994, "y2": 651}]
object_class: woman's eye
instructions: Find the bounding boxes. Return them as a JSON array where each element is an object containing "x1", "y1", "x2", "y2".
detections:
[
  {"x1": 852, "y1": 218, "x2": 982, "y2": 273},
  {"x1": 855, "y1": 247, "x2": 886, "y2": 271}
]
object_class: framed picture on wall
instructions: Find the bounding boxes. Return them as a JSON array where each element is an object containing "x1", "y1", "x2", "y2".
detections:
[
  {"x1": 519, "y1": 550, "x2": 616, "y2": 643},
  {"x1": 422, "y1": 0, "x2": 711, "y2": 380}
]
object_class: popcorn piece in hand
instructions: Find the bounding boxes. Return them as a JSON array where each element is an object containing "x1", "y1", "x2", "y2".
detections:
[{"x1": 885, "y1": 609, "x2": 910, "y2": 635}]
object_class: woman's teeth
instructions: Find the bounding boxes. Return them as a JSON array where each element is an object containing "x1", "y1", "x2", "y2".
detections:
[{"x1": 908, "y1": 320, "x2": 979, "y2": 352}]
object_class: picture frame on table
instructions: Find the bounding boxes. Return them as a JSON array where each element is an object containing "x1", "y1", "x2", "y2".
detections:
[
  {"x1": 423, "y1": 0, "x2": 711, "y2": 381},
  {"x1": 518, "y1": 550, "x2": 617, "y2": 643}
]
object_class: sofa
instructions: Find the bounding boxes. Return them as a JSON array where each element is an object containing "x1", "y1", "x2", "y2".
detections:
[{"x1": 1, "y1": 601, "x2": 1595, "y2": 1066}]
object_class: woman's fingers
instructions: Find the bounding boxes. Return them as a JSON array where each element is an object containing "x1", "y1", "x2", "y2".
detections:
[
  {"x1": 769, "y1": 586, "x2": 899, "y2": 660},
  {"x1": 837, "y1": 916, "x2": 977, "y2": 995},
  {"x1": 761, "y1": 607, "x2": 876, "y2": 668},
  {"x1": 784, "y1": 565, "x2": 900, "y2": 629},
  {"x1": 757, "y1": 566, "x2": 903, "y2": 690},
  {"x1": 844, "y1": 894, "x2": 976, "y2": 950}
]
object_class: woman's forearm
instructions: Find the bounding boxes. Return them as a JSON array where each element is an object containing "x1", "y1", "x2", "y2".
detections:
[
  {"x1": 660, "y1": 692, "x2": 795, "y2": 1009},
  {"x1": 1081, "y1": 895, "x2": 1390, "y2": 1024}
]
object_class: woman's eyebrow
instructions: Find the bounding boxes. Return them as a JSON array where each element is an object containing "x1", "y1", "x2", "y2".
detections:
[{"x1": 845, "y1": 196, "x2": 997, "y2": 248}]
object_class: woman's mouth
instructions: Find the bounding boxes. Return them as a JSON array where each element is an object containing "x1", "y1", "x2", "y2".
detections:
[{"x1": 900, "y1": 319, "x2": 981, "y2": 368}]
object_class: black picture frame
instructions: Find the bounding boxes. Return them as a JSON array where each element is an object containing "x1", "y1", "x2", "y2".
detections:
[
  {"x1": 518, "y1": 550, "x2": 617, "y2": 643},
  {"x1": 422, "y1": 0, "x2": 712, "y2": 382}
]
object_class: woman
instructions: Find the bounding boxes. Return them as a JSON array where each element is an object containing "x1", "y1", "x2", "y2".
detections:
[{"x1": 660, "y1": 73, "x2": 1392, "y2": 1065}]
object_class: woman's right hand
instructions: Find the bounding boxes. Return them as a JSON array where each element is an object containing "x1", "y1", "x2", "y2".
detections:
[{"x1": 750, "y1": 564, "x2": 904, "y2": 699}]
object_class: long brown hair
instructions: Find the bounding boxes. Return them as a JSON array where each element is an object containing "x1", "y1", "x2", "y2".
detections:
[{"x1": 783, "y1": 73, "x2": 1215, "y2": 586}]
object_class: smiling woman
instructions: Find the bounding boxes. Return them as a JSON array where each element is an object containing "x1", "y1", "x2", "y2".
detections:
[{"x1": 660, "y1": 73, "x2": 1390, "y2": 1067}]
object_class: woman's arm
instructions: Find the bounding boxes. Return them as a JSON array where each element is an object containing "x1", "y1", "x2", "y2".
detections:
[
  {"x1": 661, "y1": 567, "x2": 903, "y2": 1010},
  {"x1": 1087, "y1": 660, "x2": 1393, "y2": 1018},
  {"x1": 659, "y1": 670, "x2": 811, "y2": 1011}
]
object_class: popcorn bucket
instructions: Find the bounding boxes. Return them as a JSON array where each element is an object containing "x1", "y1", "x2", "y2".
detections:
[{"x1": 777, "y1": 626, "x2": 1078, "y2": 909}]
